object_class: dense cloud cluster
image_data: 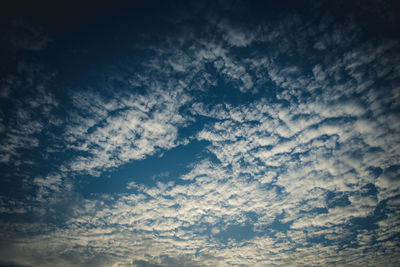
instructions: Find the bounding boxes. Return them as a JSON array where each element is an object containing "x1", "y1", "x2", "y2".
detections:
[{"x1": 0, "y1": 1, "x2": 399, "y2": 266}]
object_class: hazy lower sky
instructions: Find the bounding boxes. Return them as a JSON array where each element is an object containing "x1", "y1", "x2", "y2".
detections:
[{"x1": 1, "y1": 1, "x2": 400, "y2": 266}]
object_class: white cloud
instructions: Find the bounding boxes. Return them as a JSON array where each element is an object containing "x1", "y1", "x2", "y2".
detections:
[
  {"x1": 2, "y1": 3, "x2": 400, "y2": 267},
  {"x1": 63, "y1": 88, "x2": 191, "y2": 176}
]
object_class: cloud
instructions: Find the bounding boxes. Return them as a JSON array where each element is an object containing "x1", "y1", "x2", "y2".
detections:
[
  {"x1": 0, "y1": 63, "x2": 58, "y2": 166},
  {"x1": 63, "y1": 87, "x2": 191, "y2": 176},
  {"x1": 37, "y1": 16, "x2": 276, "y2": 180},
  {"x1": 1, "y1": 1, "x2": 400, "y2": 266},
  {"x1": 0, "y1": 262, "x2": 32, "y2": 267},
  {"x1": 6, "y1": 20, "x2": 50, "y2": 51}
]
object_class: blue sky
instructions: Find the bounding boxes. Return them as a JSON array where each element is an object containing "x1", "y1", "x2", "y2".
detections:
[{"x1": 1, "y1": 0, "x2": 400, "y2": 266}]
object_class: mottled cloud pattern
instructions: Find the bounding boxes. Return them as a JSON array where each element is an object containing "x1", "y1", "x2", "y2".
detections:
[
  {"x1": 0, "y1": 1, "x2": 400, "y2": 267},
  {"x1": 64, "y1": 88, "x2": 190, "y2": 176}
]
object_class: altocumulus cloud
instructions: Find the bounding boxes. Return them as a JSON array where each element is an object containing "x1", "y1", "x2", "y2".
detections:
[{"x1": 0, "y1": 1, "x2": 400, "y2": 266}]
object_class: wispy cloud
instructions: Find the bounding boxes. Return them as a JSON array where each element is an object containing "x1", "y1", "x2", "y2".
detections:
[{"x1": 0, "y1": 63, "x2": 58, "y2": 166}]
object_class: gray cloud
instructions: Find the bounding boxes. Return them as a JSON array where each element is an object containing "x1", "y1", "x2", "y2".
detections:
[
  {"x1": 5, "y1": 20, "x2": 50, "y2": 51},
  {"x1": 0, "y1": 63, "x2": 58, "y2": 165}
]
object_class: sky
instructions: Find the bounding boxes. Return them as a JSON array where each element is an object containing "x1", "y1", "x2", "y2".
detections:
[{"x1": 0, "y1": 0, "x2": 400, "y2": 266}]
